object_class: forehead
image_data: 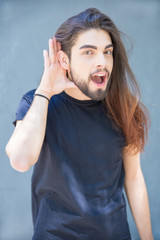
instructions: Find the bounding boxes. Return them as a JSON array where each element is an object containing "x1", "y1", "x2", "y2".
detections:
[{"x1": 74, "y1": 29, "x2": 112, "y2": 48}]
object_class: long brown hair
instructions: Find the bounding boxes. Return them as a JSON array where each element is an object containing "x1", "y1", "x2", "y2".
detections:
[{"x1": 55, "y1": 8, "x2": 150, "y2": 154}]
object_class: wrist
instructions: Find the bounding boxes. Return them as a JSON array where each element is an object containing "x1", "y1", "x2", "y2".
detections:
[
  {"x1": 34, "y1": 93, "x2": 50, "y2": 103},
  {"x1": 35, "y1": 87, "x2": 53, "y2": 100}
]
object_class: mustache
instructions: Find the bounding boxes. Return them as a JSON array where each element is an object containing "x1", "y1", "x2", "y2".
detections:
[
  {"x1": 67, "y1": 68, "x2": 111, "y2": 82},
  {"x1": 90, "y1": 68, "x2": 110, "y2": 79}
]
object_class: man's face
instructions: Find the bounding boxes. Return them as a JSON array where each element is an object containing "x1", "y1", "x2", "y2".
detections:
[{"x1": 68, "y1": 29, "x2": 113, "y2": 100}]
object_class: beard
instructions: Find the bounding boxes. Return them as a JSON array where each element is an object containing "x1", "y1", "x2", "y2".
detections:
[{"x1": 68, "y1": 68, "x2": 109, "y2": 101}]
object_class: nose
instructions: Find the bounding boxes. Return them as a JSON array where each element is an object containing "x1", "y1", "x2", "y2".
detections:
[{"x1": 95, "y1": 53, "x2": 106, "y2": 68}]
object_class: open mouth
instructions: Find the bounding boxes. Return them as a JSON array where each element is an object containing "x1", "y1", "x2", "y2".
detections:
[{"x1": 91, "y1": 72, "x2": 107, "y2": 87}]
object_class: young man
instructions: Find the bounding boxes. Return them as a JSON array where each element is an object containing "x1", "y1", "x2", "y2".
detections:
[{"x1": 6, "y1": 8, "x2": 153, "y2": 240}]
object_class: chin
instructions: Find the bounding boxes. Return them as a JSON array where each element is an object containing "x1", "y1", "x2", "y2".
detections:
[{"x1": 85, "y1": 90, "x2": 107, "y2": 101}]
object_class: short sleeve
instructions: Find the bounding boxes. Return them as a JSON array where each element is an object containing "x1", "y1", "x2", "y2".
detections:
[{"x1": 13, "y1": 89, "x2": 36, "y2": 126}]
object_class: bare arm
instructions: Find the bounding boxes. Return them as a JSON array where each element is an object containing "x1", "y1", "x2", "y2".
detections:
[
  {"x1": 6, "y1": 97, "x2": 49, "y2": 172},
  {"x1": 6, "y1": 37, "x2": 76, "y2": 172},
  {"x1": 123, "y1": 147, "x2": 153, "y2": 240}
]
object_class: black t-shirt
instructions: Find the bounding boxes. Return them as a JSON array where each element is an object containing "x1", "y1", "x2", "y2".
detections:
[{"x1": 14, "y1": 90, "x2": 131, "y2": 240}]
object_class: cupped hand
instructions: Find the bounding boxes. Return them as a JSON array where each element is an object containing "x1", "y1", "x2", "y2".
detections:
[{"x1": 36, "y1": 37, "x2": 76, "y2": 99}]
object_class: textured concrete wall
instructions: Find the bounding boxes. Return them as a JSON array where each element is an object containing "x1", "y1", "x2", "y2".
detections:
[{"x1": 1, "y1": 0, "x2": 160, "y2": 239}]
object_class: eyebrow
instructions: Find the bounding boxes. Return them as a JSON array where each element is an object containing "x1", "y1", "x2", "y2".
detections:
[{"x1": 79, "y1": 43, "x2": 113, "y2": 50}]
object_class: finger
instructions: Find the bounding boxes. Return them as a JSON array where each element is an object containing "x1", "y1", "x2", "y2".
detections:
[
  {"x1": 57, "y1": 41, "x2": 61, "y2": 51},
  {"x1": 52, "y1": 37, "x2": 58, "y2": 64},
  {"x1": 43, "y1": 50, "x2": 50, "y2": 68},
  {"x1": 49, "y1": 39, "x2": 54, "y2": 64}
]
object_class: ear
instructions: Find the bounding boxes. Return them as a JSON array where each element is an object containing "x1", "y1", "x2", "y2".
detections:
[{"x1": 57, "y1": 50, "x2": 70, "y2": 71}]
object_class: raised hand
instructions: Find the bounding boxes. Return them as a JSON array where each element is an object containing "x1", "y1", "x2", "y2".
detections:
[{"x1": 36, "y1": 37, "x2": 76, "y2": 99}]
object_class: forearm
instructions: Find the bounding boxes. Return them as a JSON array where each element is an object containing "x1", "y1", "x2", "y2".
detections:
[
  {"x1": 6, "y1": 37, "x2": 76, "y2": 172},
  {"x1": 6, "y1": 95, "x2": 49, "y2": 172},
  {"x1": 124, "y1": 171, "x2": 153, "y2": 240}
]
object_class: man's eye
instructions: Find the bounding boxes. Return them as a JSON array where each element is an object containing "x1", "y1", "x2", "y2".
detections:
[
  {"x1": 84, "y1": 51, "x2": 93, "y2": 55},
  {"x1": 105, "y1": 50, "x2": 112, "y2": 55}
]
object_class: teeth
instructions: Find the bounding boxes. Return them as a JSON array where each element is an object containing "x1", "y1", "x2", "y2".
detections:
[{"x1": 93, "y1": 73, "x2": 106, "y2": 77}]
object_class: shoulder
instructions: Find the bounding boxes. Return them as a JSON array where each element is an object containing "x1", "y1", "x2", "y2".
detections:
[
  {"x1": 13, "y1": 89, "x2": 36, "y2": 126},
  {"x1": 22, "y1": 89, "x2": 36, "y2": 104}
]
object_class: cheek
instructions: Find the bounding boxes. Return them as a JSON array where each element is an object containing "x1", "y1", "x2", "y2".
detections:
[
  {"x1": 72, "y1": 61, "x2": 91, "y2": 78},
  {"x1": 108, "y1": 57, "x2": 114, "y2": 72}
]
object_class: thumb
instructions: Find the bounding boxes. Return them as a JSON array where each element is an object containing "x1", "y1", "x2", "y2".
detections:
[{"x1": 65, "y1": 79, "x2": 78, "y2": 89}]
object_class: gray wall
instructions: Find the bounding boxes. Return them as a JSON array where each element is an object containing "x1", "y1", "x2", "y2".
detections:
[{"x1": 1, "y1": 0, "x2": 160, "y2": 239}]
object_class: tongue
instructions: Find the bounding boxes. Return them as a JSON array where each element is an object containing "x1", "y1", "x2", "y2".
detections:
[{"x1": 91, "y1": 75, "x2": 103, "y2": 84}]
